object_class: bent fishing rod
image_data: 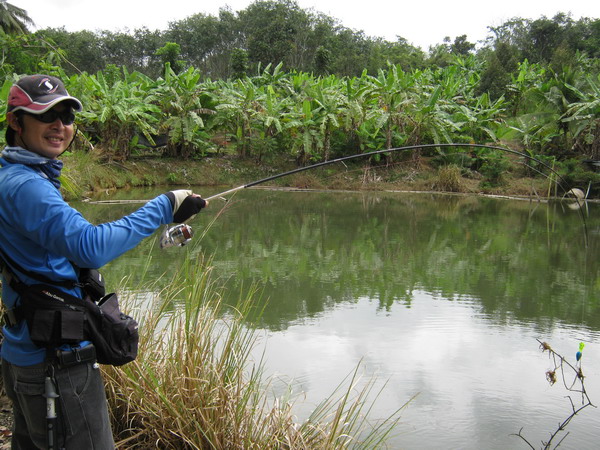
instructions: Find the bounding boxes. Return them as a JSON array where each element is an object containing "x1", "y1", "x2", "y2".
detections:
[
  {"x1": 159, "y1": 143, "x2": 589, "y2": 248},
  {"x1": 202, "y1": 143, "x2": 574, "y2": 202}
]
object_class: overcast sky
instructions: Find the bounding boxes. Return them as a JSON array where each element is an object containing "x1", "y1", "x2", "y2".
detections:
[{"x1": 13, "y1": 0, "x2": 600, "y2": 50}]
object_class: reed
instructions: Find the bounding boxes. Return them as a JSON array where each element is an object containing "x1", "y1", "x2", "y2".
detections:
[{"x1": 101, "y1": 255, "x2": 408, "y2": 449}]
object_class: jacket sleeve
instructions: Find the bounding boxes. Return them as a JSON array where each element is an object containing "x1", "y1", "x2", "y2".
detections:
[{"x1": 13, "y1": 178, "x2": 174, "y2": 268}]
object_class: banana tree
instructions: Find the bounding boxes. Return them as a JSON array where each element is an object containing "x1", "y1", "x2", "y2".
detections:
[
  {"x1": 76, "y1": 69, "x2": 160, "y2": 160},
  {"x1": 287, "y1": 98, "x2": 321, "y2": 164},
  {"x1": 251, "y1": 84, "x2": 294, "y2": 160},
  {"x1": 506, "y1": 69, "x2": 578, "y2": 154},
  {"x1": 152, "y1": 64, "x2": 215, "y2": 158},
  {"x1": 367, "y1": 64, "x2": 416, "y2": 158},
  {"x1": 214, "y1": 77, "x2": 259, "y2": 158},
  {"x1": 310, "y1": 76, "x2": 347, "y2": 161},
  {"x1": 564, "y1": 73, "x2": 600, "y2": 160},
  {"x1": 451, "y1": 93, "x2": 505, "y2": 144},
  {"x1": 340, "y1": 70, "x2": 375, "y2": 152}
]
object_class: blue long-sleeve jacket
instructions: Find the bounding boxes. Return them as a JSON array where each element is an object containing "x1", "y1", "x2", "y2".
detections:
[{"x1": 0, "y1": 155, "x2": 174, "y2": 366}]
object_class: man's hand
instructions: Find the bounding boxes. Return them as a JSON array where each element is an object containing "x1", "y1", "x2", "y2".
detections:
[{"x1": 165, "y1": 190, "x2": 208, "y2": 223}]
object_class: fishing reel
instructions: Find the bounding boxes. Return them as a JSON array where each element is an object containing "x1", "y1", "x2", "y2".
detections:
[{"x1": 160, "y1": 223, "x2": 194, "y2": 249}]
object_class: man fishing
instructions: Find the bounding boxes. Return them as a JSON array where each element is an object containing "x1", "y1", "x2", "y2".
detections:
[{"x1": 0, "y1": 74, "x2": 207, "y2": 449}]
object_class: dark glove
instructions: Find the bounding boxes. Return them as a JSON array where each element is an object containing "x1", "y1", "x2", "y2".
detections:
[{"x1": 165, "y1": 190, "x2": 207, "y2": 223}]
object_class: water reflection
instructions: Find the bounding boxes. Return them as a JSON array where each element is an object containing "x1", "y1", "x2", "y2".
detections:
[{"x1": 75, "y1": 188, "x2": 600, "y2": 449}]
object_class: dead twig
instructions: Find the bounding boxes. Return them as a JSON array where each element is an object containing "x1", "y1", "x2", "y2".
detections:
[{"x1": 512, "y1": 339, "x2": 595, "y2": 449}]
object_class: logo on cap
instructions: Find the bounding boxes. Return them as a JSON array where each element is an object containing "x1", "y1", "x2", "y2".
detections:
[{"x1": 39, "y1": 78, "x2": 58, "y2": 94}]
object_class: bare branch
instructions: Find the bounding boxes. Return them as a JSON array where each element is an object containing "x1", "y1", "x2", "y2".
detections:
[{"x1": 515, "y1": 340, "x2": 596, "y2": 449}]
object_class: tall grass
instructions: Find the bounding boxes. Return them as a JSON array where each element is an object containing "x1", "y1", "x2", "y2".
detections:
[{"x1": 101, "y1": 255, "x2": 409, "y2": 449}]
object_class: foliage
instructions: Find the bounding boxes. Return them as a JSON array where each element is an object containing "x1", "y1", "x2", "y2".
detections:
[
  {"x1": 152, "y1": 64, "x2": 215, "y2": 158},
  {"x1": 478, "y1": 151, "x2": 510, "y2": 187},
  {"x1": 36, "y1": 28, "x2": 105, "y2": 74},
  {"x1": 239, "y1": 0, "x2": 309, "y2": 69},
  {"x1": 26, "y1": 0, "x2": 427, "y2": 79},
  {"x1": 155, "y1": 42, "x2": 185, "y2": 74},
  {"x1": 564, "y1": 72, "x2": 600, "y2": 159},
  {"x1": 0, "y1": 0, "x2": 34, "y2": 34},
  {"x1": 2, "y1": 8, "x2": 600, "y2": 188},
  {"x1": 230, "y1": 48, "x2": 249, "y2": 79},
  {"x1": 0, "y1": 32, "x2": 68, "y2": 77},
  {"x1": 73, "y1": 69, "x2": 161, "y2": 160}
]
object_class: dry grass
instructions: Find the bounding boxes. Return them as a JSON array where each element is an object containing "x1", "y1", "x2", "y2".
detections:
[
  {"x1": 102, "y1": 256, "x2": 407, "y2": 449},
  {"x1": 430, "y1": 165, "x2": 464, "y2": 192}
]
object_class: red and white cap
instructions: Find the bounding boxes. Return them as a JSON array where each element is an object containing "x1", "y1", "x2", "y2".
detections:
[{"x1": 7, "y1": 74, "x2": 82, "y2": 114}]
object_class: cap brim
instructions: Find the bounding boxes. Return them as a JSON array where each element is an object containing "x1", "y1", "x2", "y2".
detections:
[{"x1": 16, "y1": 95, "x2": 83, "y2": 114}]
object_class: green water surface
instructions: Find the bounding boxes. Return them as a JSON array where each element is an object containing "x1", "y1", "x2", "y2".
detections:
[{"x1": 76, "y1": 188, "x2": 600, "y2": 449}]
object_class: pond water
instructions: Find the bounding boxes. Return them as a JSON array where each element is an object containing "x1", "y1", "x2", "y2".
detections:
[{"x1": 75, "y1": 187, "x2": 600, "y2": 449}]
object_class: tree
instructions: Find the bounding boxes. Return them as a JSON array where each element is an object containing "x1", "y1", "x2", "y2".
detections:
[
  {"x1": 314, "y1": 45, "x2": 331, "y2": 75},
  {"x1": 487, "y1": 17, "x2": 532, "y2": 53},
  {"x1": 476, "y1": 41, "x2": 520, "y2": 100},
  {"x1": 131, "y1": 27, "x2": 166, "y2": 77},
  {"x1": 573, "y1": 18, "x2": 600, "y2": 58},
  {"x1": 328, "y1": 28, "x2": 372, "y2": 76},
  {"x1": 0, "y1": 0, "x2": 34, "y2": 34},
  {"x1": 527, "y1": 15, "x2": 567, "y2": 63},
  {"x1": 37, "y1": 28, "x2": 105, "y2": 75},
  {"x1": 369, "y1": 63, "x2": 416, "y2": 150},
  {"x1": 215, "y1": 77, "x2": 259, "y2": 158},
  {"x1": 100, "y1": 30, "x2": 144, "y2": 71},
  {"x1": 451, "y1": 35, "x2": 475, "y2": 56},
  {"x1": 561, "y1": 66, "x2": 600, "y2": 159},
  {"x1": 165, "y1": 8, "x2": 243, "y2": 78},
  {"x1": 426, "y1": 40, "x2": 454, "y2": 68},
  {"x1": 155, "y1": 42, "x2": 185, "y2": 74},
  {"x1": 0, "y1": 32, "x2": 66, "y2": 77},
  {"x1": 230, "y1": 48, "x2": 249, "y2": 79},
  {"x1": 238, "y1": 0, "x2": 311, "y2": 69},
  {"x1": 310, "y1": 76, "x2": 346, "y2": 160},
  {"x1": 367, "y1": 37, "x2": 425, "y2": 73}
]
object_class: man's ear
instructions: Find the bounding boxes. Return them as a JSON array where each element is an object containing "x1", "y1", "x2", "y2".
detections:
[{"x1": 6, "y1": 112, "x2": 22, "y2": 133}]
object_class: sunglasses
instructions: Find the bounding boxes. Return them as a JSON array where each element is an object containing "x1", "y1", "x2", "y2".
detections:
[{"x1": 24, "y1": 109, "x2": 76, "y2": 126}]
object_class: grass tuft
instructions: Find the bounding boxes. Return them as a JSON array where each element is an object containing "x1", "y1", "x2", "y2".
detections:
[
  {"x1": 431, "y1": 165, "x2": 464, "y2": 192},
  {"x1": 102, "y1": 254, "x2": 408, "y2": 449}
]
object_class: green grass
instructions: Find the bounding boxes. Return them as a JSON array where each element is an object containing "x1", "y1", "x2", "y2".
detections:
[{"x1": 101, "y1": 252, "x2": 409, "y2": 449}]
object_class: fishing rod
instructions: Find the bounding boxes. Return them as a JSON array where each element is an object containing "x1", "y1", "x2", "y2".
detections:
[
  {"x1": 203, "y1": 143, "x2": 571, "y2": 202},
  {"x1": 160, "y1": 143, "x2": 589, "y2": 248}
]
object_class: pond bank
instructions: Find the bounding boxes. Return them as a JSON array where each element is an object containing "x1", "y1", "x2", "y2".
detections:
[{"x1": 62, "y1": 152, "x2": 560, "y2": 201}]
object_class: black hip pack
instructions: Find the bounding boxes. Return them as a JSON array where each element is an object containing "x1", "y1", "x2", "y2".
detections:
[
  {"x1": 20, "y1": 285, "x2": 139, "y2": 366},
  {"x1": 0, "y1": 251, "x2": 138, "y2": 366}
]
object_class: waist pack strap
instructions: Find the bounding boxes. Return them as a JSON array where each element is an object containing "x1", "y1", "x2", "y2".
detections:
[
  {"x1": 0, "y1": 249, "x2": 105, "y2": 304},
  {"x1": 3, "y1": 307, "x2": 22, "y2": 328},
  {"x1": 0, "y1": 248, "x2": 77, "y2": 289},
  {"x1": 0, "y1": 248, "x2": 83, "y2": 329}
]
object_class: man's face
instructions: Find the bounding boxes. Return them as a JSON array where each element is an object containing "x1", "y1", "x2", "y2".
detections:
[{"x1": 9, "y1": 102, "x2": 75, "y2": 159}]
